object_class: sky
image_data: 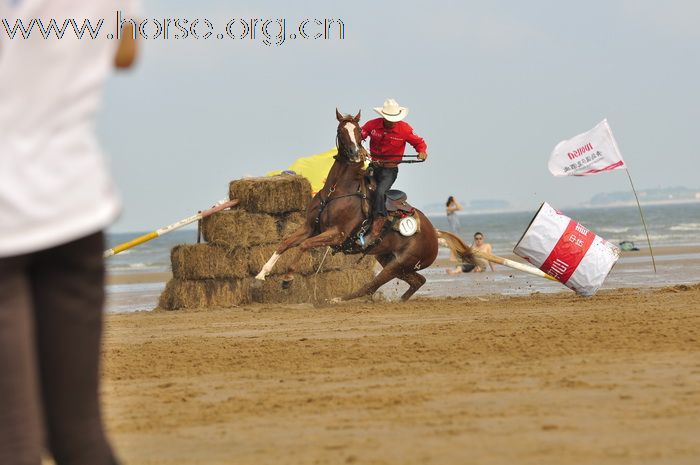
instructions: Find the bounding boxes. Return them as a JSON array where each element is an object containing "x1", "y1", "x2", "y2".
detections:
[{"x1": 98, "y1": 0, "x2": 700, "y2": 232}]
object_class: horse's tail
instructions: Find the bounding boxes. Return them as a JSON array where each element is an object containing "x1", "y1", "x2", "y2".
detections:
[{"x1": 436, "y1": 229, "x2": 477, "y2": 266}]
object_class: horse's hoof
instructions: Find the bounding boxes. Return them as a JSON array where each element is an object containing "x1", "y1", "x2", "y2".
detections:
[
  {"x1": 251, "y1": 279, "x2": 263, "y2": 289},
  {"x1": 281, "y1": 279, "x2": 292, "y2": 290},
  {"x1": 329, "y1": 297, "x2": 342, "y2": 304}
]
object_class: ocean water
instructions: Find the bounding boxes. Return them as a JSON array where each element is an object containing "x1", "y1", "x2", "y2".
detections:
[
  {"x1": 107, "y1": 229, "x2": 199, "y2": 275},
  {"x1": 106, "y1": 203, "x2": 700, "y2": 312},
  {"x1": 427, "y1": 202, "x2": 700, "y2": 253}
]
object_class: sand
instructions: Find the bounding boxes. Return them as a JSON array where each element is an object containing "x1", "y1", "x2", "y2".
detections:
[
  {"x1": 100, "y1": 282, "x2": 700, "y2": 465},
  {"x1": 107, "y1": 272, "x2": 172, "y2": 285}
]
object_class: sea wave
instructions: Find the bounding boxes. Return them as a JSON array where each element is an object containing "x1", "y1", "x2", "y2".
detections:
[
  {"x1": 624, "y1": 234, "x2": 673, "y2": 242},
  {"x1": 670, "y1": 223, "x2": 700, "y2": 232},
  {"x1": 110, "y1": 262, "x2": 161, "y2": 272},
  {"x1": 598, "y1": 227, "x2": 630, "y2": 234}
]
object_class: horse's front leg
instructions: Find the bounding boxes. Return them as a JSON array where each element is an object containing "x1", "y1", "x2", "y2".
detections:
[
  {"x1": 255, "y1": 223, "x2": 313, "y2": 280},
  {"x1": 296, "y1": 226, "x2": 345, "y2": 252},
  {"x1": 273, "y1": 226, "x2": 344, "y2": 288}
]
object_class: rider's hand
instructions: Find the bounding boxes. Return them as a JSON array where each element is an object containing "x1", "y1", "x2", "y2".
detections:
[{"x1": 418, "y1": 152, "x2": 428, "y2": 160}]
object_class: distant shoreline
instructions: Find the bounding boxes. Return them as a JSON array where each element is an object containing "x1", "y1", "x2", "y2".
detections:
[{"x1": 423, "y1": 198, "x2": 700, "y2": 217}]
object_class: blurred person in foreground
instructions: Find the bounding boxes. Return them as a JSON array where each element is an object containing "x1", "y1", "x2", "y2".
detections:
[
  {"x1": 0, "y1": 1, "x2": 138, "y2": 464},
  {"x1": 447, "y1": 232, "x2": 496, "y2": 274}
]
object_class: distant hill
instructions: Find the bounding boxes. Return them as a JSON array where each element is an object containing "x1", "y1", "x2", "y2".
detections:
[
  {"x1": 469, "y1": 199, "x2": 510, "y2": 210},
  {"x1": 589, "y1": 186, "x2": 700, "y2": 206}
]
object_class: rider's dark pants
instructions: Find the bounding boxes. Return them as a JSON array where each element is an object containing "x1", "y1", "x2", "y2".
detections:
[
  {"x1": 0, "y1": 232, "x2": 118, "y2": 465},
  {"x1": 372, "y1": 165, "x2": 399, "y2": 218}
]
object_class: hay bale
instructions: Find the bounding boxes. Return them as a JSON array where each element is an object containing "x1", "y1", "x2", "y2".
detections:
[
  {"x1": 251, "y1": 269, "x2": 376, "y2": 304},
  {"x1": 202, "y1": 210, "x2": 279, "y2": 248},
  {"x1": 159, "y1": 267, "x2": 376, "y2": 309},
  {"x1": 172, "y1": 242, "x2": 375, "y2": 281},
  {"x1": 229, "y1": 175, "x2": 311, "y2": 214},
  {"x1": 246, "y1": 245, "x2": 338, "y2": 277},
  {"x1": 278, "y1": 211, "x2": 308, "y2": 237},
  {"x1": 249, "y1": 275, "x2": 313, "y2": 305},
  {"x1": 202, "y1": 209, "x2": 312, "y2": 249},
  {"x1": 171, "y1": 244, "x2": 248, "y2": 280},
  {"x1": 247, "y1": 244, "x2": 313, "y2": 277},
  {"x1": 158, "y1": 278, "x2": 250, "y2": 310},
  {"x1": 247, "y1": 247, "x2": 376, "y2": 277},
  {"x1": 307, "y1": 269, "x2": 376, "y2": 301}
]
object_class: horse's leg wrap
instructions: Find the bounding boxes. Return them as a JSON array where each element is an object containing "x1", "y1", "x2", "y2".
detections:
[{"x1": 255, "y1": 252, "x2": 280, "y2": 280}]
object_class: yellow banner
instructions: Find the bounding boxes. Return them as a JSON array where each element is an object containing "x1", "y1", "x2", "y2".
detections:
[{"x1": 267, "y1": 148, "x2": 338, "y2": 194}]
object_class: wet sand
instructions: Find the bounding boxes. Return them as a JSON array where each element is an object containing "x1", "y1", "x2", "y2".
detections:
[
  {"x1": 100, "y1": 282, "x2": 700, "y2": 464},
  {"x1": 107, "y1": 272, "x2": 172, "y2": 285},
  {"x1": 105, "y1": 245, "x2": 700, "y2": 311}
]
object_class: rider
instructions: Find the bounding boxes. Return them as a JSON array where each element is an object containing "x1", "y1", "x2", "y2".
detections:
[{"x1": 361, "y1": 98, "x2": 428, "y2": 246}]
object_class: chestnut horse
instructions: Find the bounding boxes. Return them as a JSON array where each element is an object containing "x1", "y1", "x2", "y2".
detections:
[{"x1": 255, "y1": 110, "x2": 440, "y2": 301}]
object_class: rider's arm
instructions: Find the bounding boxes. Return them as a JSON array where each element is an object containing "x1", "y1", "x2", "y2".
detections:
[
  {"x1": 404, "y1": 126, "x2": 427, "y2": 154},
  {"x1": 403, "y1": 125, "x2": 427, "y2": 159}
]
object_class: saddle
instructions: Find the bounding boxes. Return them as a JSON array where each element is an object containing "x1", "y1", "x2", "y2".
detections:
[{"x1": 385, "y1": 189, "x2": 414, "y2": 213}]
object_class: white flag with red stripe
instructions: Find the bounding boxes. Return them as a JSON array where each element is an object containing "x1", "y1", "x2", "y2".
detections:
[{"x1": 548, "y1": 119, "x2": 626, "y2": 177}]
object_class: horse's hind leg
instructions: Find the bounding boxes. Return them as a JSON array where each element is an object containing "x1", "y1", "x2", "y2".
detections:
[
  {"x1": 341, "y1": 259, "x2": 402, "y2": 301},
  {"x1": 398, "y1": 271, "x2": 426, "y2": 301}
]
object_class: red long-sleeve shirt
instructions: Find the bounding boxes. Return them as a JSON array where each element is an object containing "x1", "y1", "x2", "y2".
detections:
[{"x1": 361, "y1": 118, "x2": 427, "y2": 164}]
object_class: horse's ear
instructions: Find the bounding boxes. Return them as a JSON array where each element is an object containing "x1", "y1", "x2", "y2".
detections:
[
  {"x1": 353, "y1": 110, "x2": 361, "y2": 122},
  {"x1": 336, "y1": 108, "x2": 343, "y2": 122}
]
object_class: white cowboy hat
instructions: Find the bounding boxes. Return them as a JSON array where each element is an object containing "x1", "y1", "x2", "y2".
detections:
[{"x1": 373, "y1": 98, "x2": 409, "y2": 122}]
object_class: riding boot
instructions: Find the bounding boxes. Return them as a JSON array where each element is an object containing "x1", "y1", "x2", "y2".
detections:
[{"x1": 363, "y1": 216, "x2": 386, "y2": 248}]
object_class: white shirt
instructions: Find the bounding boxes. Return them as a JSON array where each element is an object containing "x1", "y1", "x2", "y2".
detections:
[{"x1": 0, "y1": 0, "x2": 138, "y2": 257}]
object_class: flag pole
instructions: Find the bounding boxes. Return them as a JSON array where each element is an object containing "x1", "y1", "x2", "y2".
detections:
[{"x1": 624, "y1": 169, "x2": 657, "y2": 273}]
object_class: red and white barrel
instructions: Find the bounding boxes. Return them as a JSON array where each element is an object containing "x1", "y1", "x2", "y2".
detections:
[{"x1": 513, "y1": 202, "x2": 620, "y2": 296}]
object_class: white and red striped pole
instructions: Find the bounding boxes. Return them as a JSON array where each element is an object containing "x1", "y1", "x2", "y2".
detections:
[{"x1": 103, "y1": 199, "x2": 239, "y2": 258}]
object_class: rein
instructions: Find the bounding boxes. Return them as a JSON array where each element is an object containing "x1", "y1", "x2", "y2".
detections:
[
  {"x1": 315, "y1": 118, "x2": 372, "y2": 251},
  {"x1": 313, "y1": 177, "x2": 368, "y2": 232},
  {"x1": 370, "y1": 153, "x2": 425, "y2": 165}
]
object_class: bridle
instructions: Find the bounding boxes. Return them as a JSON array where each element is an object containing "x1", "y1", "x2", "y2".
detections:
[{"x1": 336, "y1": 119, "x2": 366, "y2": 163}]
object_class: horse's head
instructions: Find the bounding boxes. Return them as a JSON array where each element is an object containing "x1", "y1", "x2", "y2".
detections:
[{"x1": 335, "y1": 109, "x2": 368, "y2": 164}]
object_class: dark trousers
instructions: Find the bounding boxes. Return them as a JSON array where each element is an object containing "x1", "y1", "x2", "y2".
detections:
[
  {"x1": 372, "y1": 166, "x2": 399, "y2": 218},
  {"x1": 0, "y1": 232, "x2": 117, "y2": 465}
]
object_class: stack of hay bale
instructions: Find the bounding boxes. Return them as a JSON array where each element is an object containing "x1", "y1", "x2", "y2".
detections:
[{"x1": 158, "y1": 175, "x2": 376, "y2": 309}]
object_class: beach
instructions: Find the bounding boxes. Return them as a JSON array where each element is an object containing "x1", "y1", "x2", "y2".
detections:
[{"x1": 97, "y1": 245, "x2": 700, "y2": 465}]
